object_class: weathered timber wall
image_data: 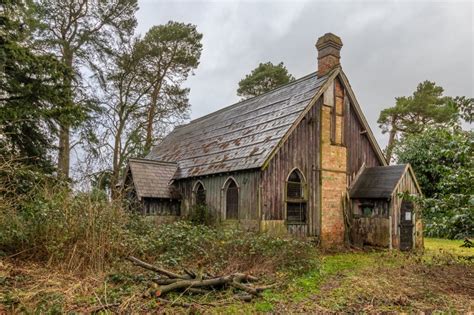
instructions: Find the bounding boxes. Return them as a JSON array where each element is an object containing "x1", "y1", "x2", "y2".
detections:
[
  {"x1": 351, "y1": 217, "x2": 390, "y2": 247},
  {"x1": 176, "y1": 170, "x2": 260, "y2": 229},
  {"x1": 260, "y1": 97, "x2": 322, "y2": 236},
  {"x1": 390, "y1": 167, "x2": 422, "y2": 249},
  {"x1": 346, "y1": 102, "x2": 383, "y2": 185},
  {"x1": 351, "y1": 199, "x2": 390, "y2": 247},
  {"x1": 143, "y1": 198, "x2": 180, "y2": 216}
]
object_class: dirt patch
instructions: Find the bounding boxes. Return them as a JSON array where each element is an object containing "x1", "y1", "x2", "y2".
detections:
[
  {"x1": 415, "y1": 264, "x2": 474, "y2": 297},
  {"x1": 0, "y1": 259, "x2": 118, "y2": 313}
]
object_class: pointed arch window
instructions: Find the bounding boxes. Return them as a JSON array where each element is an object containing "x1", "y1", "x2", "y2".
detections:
[
  {"x1": 194, "y1": 181, "x2": 206, "y2": 206},
  {"x1": 224, "y1": 178, "x2": 239, "y2": 220},
  {"x1": 286, "y1": 169, "x2": 307, "y2": 223}
]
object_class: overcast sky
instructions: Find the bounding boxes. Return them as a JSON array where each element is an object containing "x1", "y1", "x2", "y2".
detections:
[{"x1": 136, "y1": 0, "x2": 473, "y2": 148}]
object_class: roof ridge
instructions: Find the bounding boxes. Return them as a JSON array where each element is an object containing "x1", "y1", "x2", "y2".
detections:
[
  {"x1": 366, "y1": 164, "x2": 407, "y2": 169},
  {"x1": 180, "y1": 71, "x2": 322, "y2": 126},
  {"x1": 129, "y1": 158, "x2": 177, "y2": 165}
]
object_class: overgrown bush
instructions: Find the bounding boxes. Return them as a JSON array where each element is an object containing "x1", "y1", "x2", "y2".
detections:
[
  {"x1": 0, "y1": 158, "x2": 136, "y2": 272},
  {"x1": 0, "y1": 185, "x2": 130, "y2": 272},
  {"x1": 186, "y1": 204, "x2": 215, "y2": 226},
  {"x1": 138, "y1": 221, "x2": 318, "y2": 276},
  {"x1": 0, "y1": 159, "x2": 318, "y2": 276}
]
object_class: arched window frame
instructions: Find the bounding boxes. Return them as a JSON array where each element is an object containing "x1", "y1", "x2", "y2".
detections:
[
  {"x1": 285, "y1": 168, "x2": 307, "y2": 223},
  {"x1": 193, "y1": 180, "x2": 206, "y2": 206},
  {"x1": 285, "y1": 168, "x2": 307, "y2": 200},
  {"x1": 222, "y1": 177, "x2": 239, "y2": 220}
]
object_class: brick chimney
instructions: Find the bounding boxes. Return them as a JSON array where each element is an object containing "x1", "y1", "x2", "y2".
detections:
[{"x1": 316, "y1": 33, "x2": 343, "y2": 77}]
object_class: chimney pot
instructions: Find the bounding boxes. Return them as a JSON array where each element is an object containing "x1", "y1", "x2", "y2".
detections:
[{"x1": 316, "y1": 33, "x2": 343, "y2": 76}]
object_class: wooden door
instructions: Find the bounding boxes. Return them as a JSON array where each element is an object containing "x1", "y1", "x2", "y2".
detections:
[{"x1": 399, "y1": 200, "x2": 414, "y2": 251}]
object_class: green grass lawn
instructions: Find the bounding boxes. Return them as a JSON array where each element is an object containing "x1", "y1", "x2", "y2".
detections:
[{"x1": 424, "y1": 237, "x2": 472, "y2": 256}]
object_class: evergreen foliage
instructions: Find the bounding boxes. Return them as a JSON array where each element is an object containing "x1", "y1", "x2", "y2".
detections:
[
  {"x1": 0, "y1": 0, "x2": 76, "y2": 172},
  {"x1": 237, "y1": 62, "x2": 295, "y2": 99},
  {"x1": 377, "y1": 81, "x2": 469, "y2": 161},
  {"x1": 396, "y1": 128, "x2": 473, "y2": 239}
]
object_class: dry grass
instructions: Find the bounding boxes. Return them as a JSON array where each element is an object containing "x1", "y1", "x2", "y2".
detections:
[
  {"x1": 0, "y1": 259, "x2": 105, "y2": 313},
  {"x1": 0, "y1": 157, "x2": 136, "y2": 275},
  {"x1": 1, "y1": 237, "x2": 472, "y2": 313}
]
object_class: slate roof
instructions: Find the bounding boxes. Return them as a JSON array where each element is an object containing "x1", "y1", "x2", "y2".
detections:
[
  {"x1": 128, "y1": 158, "x2": 177, "y2": 199},
  {"x1": 349, "y1": 164, "x2": 408, "y2": 199},
  {"x1": 147, "y1": 71, "x2": 331, "y2": 178}
]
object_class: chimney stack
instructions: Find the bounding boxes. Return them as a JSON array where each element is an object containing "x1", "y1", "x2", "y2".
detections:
[{"x1": 316, "y1": 33, "x2": 343, "y2": 77}]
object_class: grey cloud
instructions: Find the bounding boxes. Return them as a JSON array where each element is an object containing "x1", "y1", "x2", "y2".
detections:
[{"x1": 137, "y1": 0, "x2": 473, "y2": 148}]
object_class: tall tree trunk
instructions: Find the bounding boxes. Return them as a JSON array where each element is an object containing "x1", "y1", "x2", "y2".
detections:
[
  {"x1": 57, "y1": 50, "x2": 73, "y2": 178},
  {"x1": 385, "y1": 126, "x2": 397, "y2": 163},
  {"x1": 144, "y1": 84, "x2": 161, "y2": 154},
  {"x1": 58, "y1": 125, "x2": 70, "y2": 178},
  {"x1": 111, "y1": 117, "x2": 125, "y2": 199}
]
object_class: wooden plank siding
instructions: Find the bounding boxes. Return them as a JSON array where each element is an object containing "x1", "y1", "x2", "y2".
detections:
[
  {"x1": 260, "y1": 98, "x2": 322, "y2": 236},
  {"x1": 143, "y1": 198, "x2": 180, "y2": 216},
  {"x1": 346, "y1": 102, "x2": 382, "y2": 185},
  {"x1": 176, "y1": 171, "x2": 261, "y2": 229},
  {"x1": 389, "y1": 166, "x2": 422, "y2": 249}
]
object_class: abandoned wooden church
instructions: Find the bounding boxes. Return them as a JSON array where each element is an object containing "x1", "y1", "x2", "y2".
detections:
[{"x1": 124, "y1": 33, "x2": 423, "y2": 250}]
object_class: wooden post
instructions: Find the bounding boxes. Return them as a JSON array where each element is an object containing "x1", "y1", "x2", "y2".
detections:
[{"x1": 389, "y1": 215, "x2": 393, "y2": 250}]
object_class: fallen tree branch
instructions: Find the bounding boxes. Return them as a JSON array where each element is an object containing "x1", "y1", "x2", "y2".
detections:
[
  {"x1": 233, "y1": 273, "x2": 259, "y2": 282},
  {"x1": 187, "y1": 288, "x2": 211, "y2": 294},
  {"x1": 231, "y1": 278, "x2": 258, "y2": 296},
  {"x1": 153, "y1": 278, "x2": 180, "y2": 285},
  {"x1": 125, "y1": 256, "x2": 272, "y2": 303},
  {"x1": 127, "y1": 256, "x2": 188, "y2": 279},
  {"x1": 184, "y1": 268, "x2": 196, "y2": 278},
  {"x1": 255, "y1": 283, "x2": 278, "y2": 292},
  {"x1": 156, "y1": 275, "x2": 235, "y2": 296}
]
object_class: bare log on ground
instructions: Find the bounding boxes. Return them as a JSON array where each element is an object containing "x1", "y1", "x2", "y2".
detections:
[
  {"x1": 231, "y1": 278, "x2": 258, "y2": 296},
  {"x1": 126, "y1": 256, "x2": 275, "y2": 304},
  {"x1": 153, "y1": 278, "x2": 181, "y2": 285},
  {"x1": 156, "y1": 274, "x2": 236, "y2": 295},
  {"x1": 126, "y1": 256, "x2": 189, "y2": 279}
]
